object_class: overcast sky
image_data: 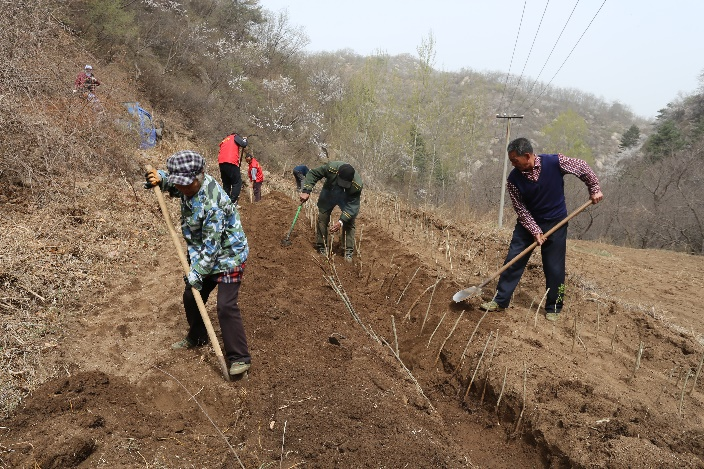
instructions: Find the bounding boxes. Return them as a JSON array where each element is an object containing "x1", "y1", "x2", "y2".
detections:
[{"x1": 257, "y1": 0, "x2": 703, "y2": 119}]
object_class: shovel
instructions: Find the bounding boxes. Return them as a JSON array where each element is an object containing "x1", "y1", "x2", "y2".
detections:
[
  {"x1": 281, "y1": 203, "x2": 303, "y2": 246},
  {"x1": 146, "y1": 166, "x2": 231, "y2": 381},
  {"x1": 452, "y1": 199, "x2": 594, "y2": 303}
]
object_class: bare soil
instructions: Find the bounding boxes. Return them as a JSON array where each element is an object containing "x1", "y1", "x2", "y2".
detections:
[{"x1": 2, "y1": 173, "x2": 704, "y2": 468}]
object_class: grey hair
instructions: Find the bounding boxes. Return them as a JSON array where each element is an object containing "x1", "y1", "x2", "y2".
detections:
[
  {"x1": 195, "y1": 172, "x2": 205, "y2": 185},
  {"x1": 507, "y1": 137, "x2": 533, "y2": 155}
]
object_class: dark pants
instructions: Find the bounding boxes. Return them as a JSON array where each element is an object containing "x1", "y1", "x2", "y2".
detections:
[
  {"x1": 316, "y1": 207, "x2": 355, "y2": 255},
  {"x1": 183, "y1": 279, "x2": 250, "y2": 365},
  {"x1": 252, "y1": 181, "x2": 262, "y2": 202},
  {"x1": 494, "y1": 219, "x2": 567, "y2": 313},
  {"x1": 293, "y1": 171, "x2": 306, "y2": 191},
  {"x1": 219, "y1": 163, "x2": 242, "y2": 203}
]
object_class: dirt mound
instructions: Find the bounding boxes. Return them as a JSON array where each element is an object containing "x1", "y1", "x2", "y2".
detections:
[{"x1": 2, "y1": 180, "x2": 703, "y2": 468}]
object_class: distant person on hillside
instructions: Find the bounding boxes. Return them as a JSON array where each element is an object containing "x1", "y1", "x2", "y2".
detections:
[
  {"x1": 73, "y1": 64, "x2": 101, "y2": 100},
  {"x1": 244, "y1": 152, "x2": 264, "y2": 202},
  {"x1": 218, "y1": 132, "x2": 247, "y2": 206},
  {"x1": 292, "y1": 165, "x2": 309, "y2": 191},
  {"x1": 480, "y1": 137, "x2": 603, "y2": 321},
  {"x1": 299, "y1": 162, "x2": 363, "y2": 262},
  {"x1": 144, "y1": 151, "x2": 252, "y2": 376}
]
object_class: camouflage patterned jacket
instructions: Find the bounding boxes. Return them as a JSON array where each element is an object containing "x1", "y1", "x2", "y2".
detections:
[
  {"x1": 301, "y1": 161, "x2": 363, "y2": 223},
  {"x1": 156, "y1": 171, "x2": 249, "y2": 284}
]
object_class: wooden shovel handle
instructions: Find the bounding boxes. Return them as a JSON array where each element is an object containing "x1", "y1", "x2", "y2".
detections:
[
  {"x1": 146, "y1": 166, "x2": 231, "y2": 381},
  {"x1": 479, "y1": 199, "x2": 594, "y2": 289}
]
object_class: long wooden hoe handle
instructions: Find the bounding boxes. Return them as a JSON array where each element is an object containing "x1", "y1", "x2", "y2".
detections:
[
  {"x1": 478, "y1": 199, "x2": 594, "y2": 289},
  {"x1": 146, "y1": 166, "x2": 231, "y2": 381}
]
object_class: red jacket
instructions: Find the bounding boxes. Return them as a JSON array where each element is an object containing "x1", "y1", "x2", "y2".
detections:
[
  {"x1": 248, "y1": 158, "x2": 264, "y2": 183},
  {"x1": 218, "y1": 134, "x2": 245, "y2": 166},
  {"x1": 74, "y1": 72, "x2": 100, "y2": 92}
]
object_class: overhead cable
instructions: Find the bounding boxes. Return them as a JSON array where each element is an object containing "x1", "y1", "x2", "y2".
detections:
[
  {"x1": 505, "y1": 0, "x2": 551, "y2": 112},
  {"x1": 496, "y1": 0, "x2": 527, "y2": 115},
  {"x1": 516, "y1": 0, "x2": 580, "y2": 112},
  {"x1": 522, "y1": 0, "x2": 608, "y2": 114}
]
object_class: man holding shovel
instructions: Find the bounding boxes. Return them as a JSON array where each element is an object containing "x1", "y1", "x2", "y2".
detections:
[
  {"x1": 481, "y1": 137, "x2": 603, "y2": 321},
  {"x1": 145, "y1": 151, "x2": 252, "y2": 376},
  {"x1": 299, "y1": 161, "x2": 363, "y2": 262}
]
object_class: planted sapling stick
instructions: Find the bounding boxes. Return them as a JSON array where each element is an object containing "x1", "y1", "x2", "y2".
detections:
[
  {"x1": 392, "y1": 315, "x2": 399, "y2": 357},
  {"x1": 434, "y1": 311, "x2": 464, "y2": 365},
  {"x1": 464, "y1": 331, "x2": 493, "y2": 400},
  {"x1": 356, "y1": 224, "x2": 364, "y2": 254},
  {"x1": 680, "y1": 369, "x2": 692, "y2": 417},
  {"x1": 633, "y1": 341, "x2": 644, "y2": 375},
  {"x1": 611, "y1": 324, "x2": 619, "y2": 353},
  {"x1": 280, "y1": 420, "x2": 288, "y2": 469},
  {"x1": 514, "y1": 361, "x2": 527, "y2": 433},
  {"x1": 420, "y1": 277, "x2": 442, "y2": 333},
  {"x1": 404, "y1": 282, "x2": 436, "y2": 321},
  {"x1": 427, "y1": 311, "x2": 448, "y2": 349},
  {"x1": 396, "y1": 266, "x2": 421, "y2": 304},
  {"x1": 452, "y1": 308, "x2": 490, "y2": 377},
  {"x1": 495, "y1": 366, "x2": 508, "y2": 414},
  {"x1": 690, "y1": 351, "x2": 704, "y2": 396},
  {"x1": 385, "y1": 267, "x2": 401, "y2": 297},
  {"x1": 480, "y1": 330, "x2": 499, "y2": 406},
  {"x1": 365, "y1": 258, "x2": 376, "y2": 285},
  {"x1": 533, "y1": 288, "x2": 550, "y2": 327}
]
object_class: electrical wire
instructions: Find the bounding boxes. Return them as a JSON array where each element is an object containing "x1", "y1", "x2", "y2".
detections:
[
  {"x1": 516, "y1": 0, "x2": 580, "y2": 112},
  {"x1": 521, "y1": 0, "x2": 608, "y2": 114},
  {"x1": 496, "y1": 0, "x2": 527, "y2": 115},
  {"x1": 505, "y1": 0, "x2": 551, "y2": 112}
]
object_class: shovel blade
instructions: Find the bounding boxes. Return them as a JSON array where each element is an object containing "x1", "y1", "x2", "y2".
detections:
[
  {"x1": 452, "y1": 286, "x2": 482, "y2": 303},
  {"x1": 281, "y1": 238, "x2": 292, "y2": 247}
]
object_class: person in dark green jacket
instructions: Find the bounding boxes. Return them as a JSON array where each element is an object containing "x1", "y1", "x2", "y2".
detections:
[{"x1": 299, "y1": 161, "x2": 363, "y2": 261}]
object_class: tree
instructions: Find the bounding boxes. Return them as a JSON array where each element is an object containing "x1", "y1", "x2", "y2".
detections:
[
  {"x1": 619, "y1": 124, "x2": 641, "y2": 150},
  {"x1": 643, "y1": 120, "x2": 684, "y2": 161},
  {"x1": 540, "y1": 109, "x2": 594, "y2": 164}
]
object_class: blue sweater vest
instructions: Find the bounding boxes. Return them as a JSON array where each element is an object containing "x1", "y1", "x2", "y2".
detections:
[{"x1": 507, "y1": 154, "x2": 567, "y2": 223}]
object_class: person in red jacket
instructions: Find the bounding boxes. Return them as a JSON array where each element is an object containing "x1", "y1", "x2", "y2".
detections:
[
  {"x1": 73, "y1": 64, "x2": 101, "y2": 101},
  {"x1": 244, "y1": 152, "x2": 264, "y2": 202},
  {"x1": 218, "y1": 133, "x2": 247, "y2": 205}
]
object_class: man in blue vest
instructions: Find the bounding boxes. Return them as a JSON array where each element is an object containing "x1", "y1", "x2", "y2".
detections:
[
  {"x1": 292, "y1": 165, "x2": 309, "y2": 191},
  {"x1": 480, "y1": 137, "x2": 603, "y2": 321}
]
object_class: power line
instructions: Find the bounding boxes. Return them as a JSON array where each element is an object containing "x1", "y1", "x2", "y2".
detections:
[
  {"x1": 521, "y1": 0, "x2": 608, "y2": 114},
  {"x1": 516, "y1": 0, "x2": 580, "y2": 112},
  {"x1": 505, "y1": 0, "x2": 551, "y2": 112},
  {"x1": 496, "y1": 0, "x2": 527, "y2": 114}
]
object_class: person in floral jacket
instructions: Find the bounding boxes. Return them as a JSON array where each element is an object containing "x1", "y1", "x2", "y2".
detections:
[{"x1": 145, "y1": 150, "x2": 251, "y2": 376}]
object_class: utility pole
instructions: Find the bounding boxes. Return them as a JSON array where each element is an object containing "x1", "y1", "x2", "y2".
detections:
[{"x1": 496, "y1": 114, "x2": 524, "y2": 228}]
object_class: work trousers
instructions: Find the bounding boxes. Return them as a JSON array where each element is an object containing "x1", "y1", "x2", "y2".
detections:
[
  {"x1": 219, "y1": 163, "x2": 242, "y2": 204},
  {"x1": 183, "y1": 279, "x2": 250, "y2": 365},
  {"x1": 316, "y1": 207, "x2": 355, "y2": 255},
  {"x1": 494, "y1": 219, "x2": 567, "y2": 313},
  {"x1": 252, "y1": 181, "x2": 262, "y2": 202},
  {"x1": 293, "y1": 171, "x2": 306, "y2": 191}
]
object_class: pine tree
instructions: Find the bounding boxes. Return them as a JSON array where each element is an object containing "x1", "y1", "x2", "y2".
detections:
[{"x1": 619, "y1": 124, "x2": 641, "y2": 150}]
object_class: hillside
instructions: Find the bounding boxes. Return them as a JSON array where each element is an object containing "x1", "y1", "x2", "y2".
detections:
[
  {"x1": 2, "y1": 2, "x2": 704, "y2": 467},
  {"x1": 1, "y1": 161, "x2": 703, "y2": 467}
]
